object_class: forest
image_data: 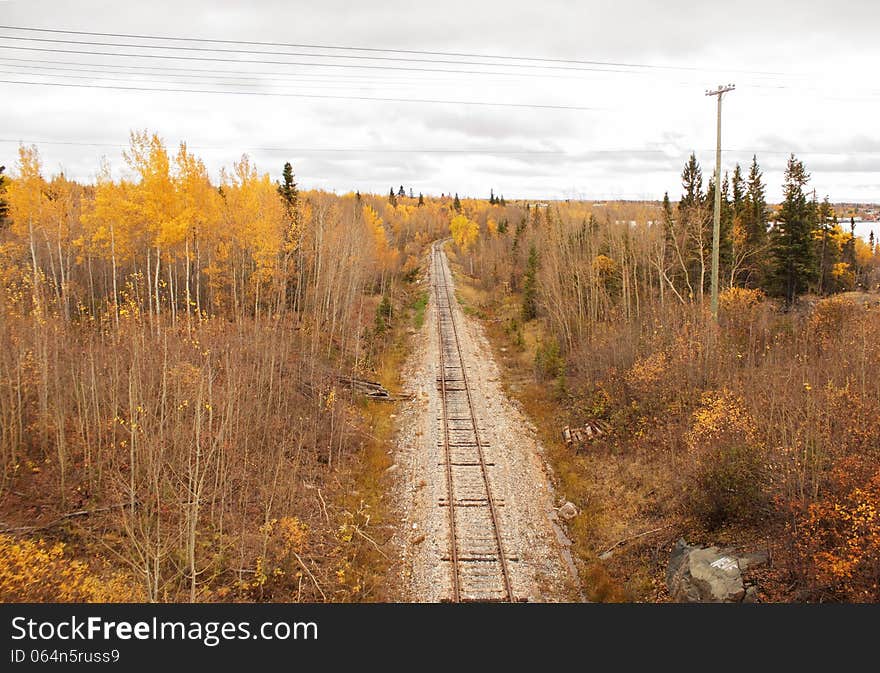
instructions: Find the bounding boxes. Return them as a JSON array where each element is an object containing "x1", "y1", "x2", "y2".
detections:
[
  {"x1": 1, "y1": 138, "x2": 878, "y2": 602},
  {"x1": 446, "y1": 152, "x2": 880, "y2": 602},
  {"x1": 0, "y1": 134, "x2": 448, "y2": 601}
]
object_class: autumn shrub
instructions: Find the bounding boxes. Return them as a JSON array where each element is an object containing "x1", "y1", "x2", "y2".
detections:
[
  {"x1": 624, "y1": 351, "x2": 669, "y2": 399},
  {"x1": 797, "y1": 456, "x2": 880, "y2": 601},
  {"x1": 683, "y1": 390, "x2": 766, "y2": 527},
  {"x1": 808, "y1": 295, "x2": 860, "y2": 351},
  {"x1": 0, "y1": 534, "x2": 136, "y2": 602},
  {"x1": 534, "y1": 338, "x2": 564, "y2": 381},
  {"x1": 235, "y1": 516, "x2": 310, "y2": 601},
  {"x1": 718, "y1": 287, "x2": 771, "y2": 359},
  {"x1": 719, "y1": 286, "x2": 766, "y2": 315}
]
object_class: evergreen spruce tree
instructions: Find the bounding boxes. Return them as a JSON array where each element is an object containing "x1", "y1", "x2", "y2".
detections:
[
  {"x1": 720, "y1": 171, "x2": 733, "y2": 274},
  {"x1": 731, "y1": 163, "x2": 745, "y2": 215},
  {"x1": 499, "y1": 194, "x2": 506, "y2": 206},
  {"x1": 816, "y1": 197, "x2": 838, "y2": 294},
  {"x1": 680, "y1": 152, "x2": 703, "y2": 211},
  {"x1": 389, "y1": 187, "x2": 398, "y2": 207},
  {"x1": 843, "y1": 217, "x2": 857, "y2": 268},
  {"x1": 277, "y1": 162, "x2": 298, "y2": 212},
  {"x1": 870, "y1": 230, "x2": 876, "y2": 254},
  {"x1": 490, "y1": 188, "x2": 496, "y2": 205},
  {"x1": 409, "y1": 188, "x2": 414, "y2": 199},
  {"x1": 744, "y1": 155, "x2": 768, "y2": 248},
  {"x1": 277, "y1": 162, "x2": 300, "y2": 245},
  {"x1": 418, "y1": 192, "x2": 424, "y2": 207},
  {"x1": 398, "y1": 185, "x2": 406, "y2": 198},
  {"x1": 770, "y1": 154, "x2": 816, "y2": 304},
  {"x1": 521, "y1": 245, "x2": 539, "y2": 321},
  {"x1": 661, "y1": 191, "x2": 675, "y2": 268},
  {"x1": 530, "y1": 204, "x2": 542, "y2": 228},
  {"x1": 453, "y1": 193, "x2": 461, "y2": 212}
]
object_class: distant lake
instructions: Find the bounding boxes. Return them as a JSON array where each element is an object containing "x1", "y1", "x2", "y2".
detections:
[{"x1": 847, "y1": 220, "x2": 877, "y2": 242}]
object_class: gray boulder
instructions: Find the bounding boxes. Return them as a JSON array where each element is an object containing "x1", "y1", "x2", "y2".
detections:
[
  {"x1": 667, "y1": 538, "x2": 762, "y2": 603},
  {"x1": 558, "y1": 502, "x2": 579, "y2": 520}
]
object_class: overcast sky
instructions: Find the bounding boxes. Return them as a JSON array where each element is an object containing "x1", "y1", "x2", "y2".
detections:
[{"x1": 2, "y1": 0, "x2": 879, "y2": 204}]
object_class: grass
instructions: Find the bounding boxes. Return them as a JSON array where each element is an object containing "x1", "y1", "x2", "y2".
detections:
[{"x1": 411, "y1": 291, "x2": 429, "y2": 329}]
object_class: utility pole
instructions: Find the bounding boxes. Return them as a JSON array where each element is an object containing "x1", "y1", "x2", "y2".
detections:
[{"x1": 705, "y1": 83, "x2": 735, "y2": 320}]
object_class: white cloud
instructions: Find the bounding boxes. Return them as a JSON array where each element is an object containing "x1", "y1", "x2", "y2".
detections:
[{"x1": 1, "y1": 0, "x2": 878, "y2": 201}]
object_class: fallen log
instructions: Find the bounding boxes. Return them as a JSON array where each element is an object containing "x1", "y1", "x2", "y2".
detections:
[{"x1": 336, "y1": 375, "x2": 413, "y2": 401}]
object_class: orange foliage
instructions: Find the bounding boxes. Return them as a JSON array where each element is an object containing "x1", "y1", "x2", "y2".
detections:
[
  {"x1": 0, "y1": 534, "x2": 137, "y2": 602},
  {"x1": 798, "y1": 457, "x2": 880, "y2": 601}
]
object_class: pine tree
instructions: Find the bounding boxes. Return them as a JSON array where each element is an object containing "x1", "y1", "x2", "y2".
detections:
[
  {"x1": 389, "y1": 187, "x2": 397, "y2": 207},
  {"x1": 489, "y1": 188, "x2": 496, "y2": 205},
  {"x1": 843, "y1": 217, "x2": 857, "y2": 268},
  {"x1": 731, "y1": 163, "x2": 745, "y2": 215},
  {"x1": 720, "y1": 171, "x2": 733, "y2": 274},
  {"x1": 277, "y1": 162, "x2": 298, "y2": 215},
  {"x1": 870, "y1": 230, "x2": 876, "y2": 254},
  {"x1": 453, "y1": 193, "x2": 461, "y2": 212},
  {"x1": 744, "y1": 156, "x2": 768, "y2": 248},
  {"x1": 398, "y1": 185, "x2": 405, "y2": 198},
  {"x1": 417, "y1": 192, "x2": 424, "y2": 207},
  {"x1": 499, "y1": 194, "x2": 506, "y2": 206},
  {"x1": 680, "y1": 152, "x2": 703, "y2": 211},
  {"x1": 816, "y1": 197, "x2": 838, "y2": 294},
  {"x1": 662, "y1": 191, "x2": 674, "y2": 230},
  {"x1": 770, "y1": 154, "x2": 816, "y2": 304},
  {"x1": 522, "y1": 244, "x2": 539, "y2": 321},
  {"x1": 530, "y1": 204, "x2": 542, "y2": 228}
]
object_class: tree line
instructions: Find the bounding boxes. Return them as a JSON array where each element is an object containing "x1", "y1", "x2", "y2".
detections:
[{"x1": 668, "y1": 152, "x2": 875, "y2": 305}]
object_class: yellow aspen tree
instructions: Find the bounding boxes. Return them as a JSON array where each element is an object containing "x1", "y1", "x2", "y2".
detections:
[
  {"x1": 221, "y1": 155, "x2": 284, "y2": 322},
  {"x1": 450, "y1": 213, "x2": 479, "y2": 252},
  {"x1": 175, "y1": 143, "x2": 218, "y2": 331},
  {"x1": 124, "y1": 132, "x2": 178, "y2": 328},
  {"x1": 7, "y1": 145, "x2": 47, "y2": 313}
]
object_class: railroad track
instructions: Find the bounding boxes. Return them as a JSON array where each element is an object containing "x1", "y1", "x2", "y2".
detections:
[{"x1": 432, "y1": 242, "x2": 515, "y2": 602}]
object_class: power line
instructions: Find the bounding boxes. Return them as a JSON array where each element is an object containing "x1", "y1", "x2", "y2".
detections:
[
  {"x1": 0, "y1": 65, "x2": 429, "y2": 92},
  {"x1": 0, "y1": 56, "x2": 459, "y2": 84},
  {"x1": 0, "y1": 43, "x2": 611, "y2": 79},
  {"x1": 0, "y1": 33, "x2": 680, "y2": 76},
  {"x1": 0, "y1": 24, "x2": 795, "y2": 77},
  {"x1": 0, "y1": 78, "x2": 597, "y2": 110},
  {"x1": 0, "y1": 137, "x2": 565, "y2": 154}
]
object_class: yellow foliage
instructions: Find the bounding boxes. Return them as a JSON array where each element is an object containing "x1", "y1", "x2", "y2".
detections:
[
  {"x1": 0, "y1": 534, "x2": 136, "y2": 602},
  {"x1": 687, "y1": 389, "x2": 757, "y2": 449},
  {"x1": 831, "y1": 262, "x2": 855, "y2": 290},
  {"x1": 799, "y1": 458, "x2": 880, "y2": 600},
  {"x1": 450, "y1": 214, "x2": 479, "y2": 252},
  {"x1": 719, "y1": 286, "x2": 764, "y2": 313},
  {"x1": 6, "y1": 145, "x2": 46, "y2": 242},
  {"x1": 624, "y1": 351, "x2": 669, "y2": 393},
  {"x1": 591, "y1": 254, "x2": 617, "y2": 277}
]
